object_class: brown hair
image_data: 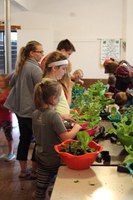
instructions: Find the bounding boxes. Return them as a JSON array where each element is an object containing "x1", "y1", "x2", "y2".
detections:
[
  {"x1": 34, "y1": 78, "x2": 61, "y2": 110},
  {"x1": 15, "y1": 40, "x2": 42, "y2": 75},
  {"x1": 115, "y1": 92, "x2": 128, "y2": 106},
  {"x1": 43, "y1": 51, "x2": 67, "y2": 77},
  {"x1": 103, "y1": 59, "x2": 119, "y2": 74},
  {"x1": 57, "y1": 39, "x2": 76, "y2": 52},
  {"x1": 108, "y1": 74, "x2": 116, "y2": 85}
]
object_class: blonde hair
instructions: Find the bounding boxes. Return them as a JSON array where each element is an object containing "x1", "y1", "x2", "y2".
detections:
[
  {"x1": 15, "y1": 40, "x2": 42, "y2": 75},
  {"x1": 73, "y1": 69, "x2": 84, "y2": 77},
  {"x1": 59, "y1": 60, "x2": 72, "y2": 92},
  {"x1": 43, "y1": 51, "x2": 67, "y2": 77},
  {"x1": 34, "y1": 78, "x2": 61, "y2": 110}
]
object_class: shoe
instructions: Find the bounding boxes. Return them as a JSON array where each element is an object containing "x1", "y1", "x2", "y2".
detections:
[
  {"x1": 5, "y1": 153, "x2": 16, "y2": 161},
  {"x1": 0, "y1": 153, "x2": 5, "y2": 159},
  {"x1": 19, "y1": 170, "x2": 31, "y2": 179},
  {"x1": 27, "y1": 170, "x2": 37, "y2": 180}
]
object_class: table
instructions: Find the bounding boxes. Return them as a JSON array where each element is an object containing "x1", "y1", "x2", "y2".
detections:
[
  {"x1": 50, "y1": 166, "x2": 133, "y2": 200},
  {"x1": 94, "y1": 139, "x2": 127, "y2": 165},
  {"x1": 93, "y1": 120, "x2": 127, "y2": 166}
]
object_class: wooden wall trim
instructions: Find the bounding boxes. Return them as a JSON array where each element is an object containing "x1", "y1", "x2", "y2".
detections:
[
  {"x1": 0, "y1": 25, "x2": 21, "y2": 30},
  {"x1": 83, "y1": 78, "x2": 108, "y2": 89}
]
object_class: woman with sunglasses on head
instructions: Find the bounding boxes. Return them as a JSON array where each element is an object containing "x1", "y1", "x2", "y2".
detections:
[{"x1": 4, "y1": 40, "x2": 44, "y2": 179}]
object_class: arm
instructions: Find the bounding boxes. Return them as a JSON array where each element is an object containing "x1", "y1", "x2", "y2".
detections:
[
  {"x1": 53, "y1": 112, "x2": 81, "y2": 141},
  {"x1": 32, "y1": 66, "x2": 43, "y2": 85},
  {"x1": 67, "y1": 81, "x2": 74, "y2": 106},
  {"x1": 9, "y1": 72, "x2": 17, "y2": 87},
  {"x1": 59, "y1": 123, "x2": 82, "y2": 141},
  {"x1": 0, "y1": 90, "x2": 9, "y2": 108}
]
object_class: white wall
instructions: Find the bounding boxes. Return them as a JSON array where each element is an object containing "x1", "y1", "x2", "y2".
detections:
[
  {"x1": 7, "y1": 0, "x2": 126, "y2": 78},
  {"x1": 126, "y1": 0, "x2": 133, "y2": 65},
  {"x1": 17, "y1": 30, "x2": 54, "y2": 56}
]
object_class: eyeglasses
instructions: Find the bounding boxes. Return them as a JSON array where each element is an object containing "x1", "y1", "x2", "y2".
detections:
[{"x1": 34, "y1": 50, "x2": 44, "y2": 54}]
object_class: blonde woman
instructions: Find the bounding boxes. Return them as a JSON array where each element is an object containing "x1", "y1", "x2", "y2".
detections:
[{"x1": 4, "y1": 41, "x2": 43, "y2": 178}]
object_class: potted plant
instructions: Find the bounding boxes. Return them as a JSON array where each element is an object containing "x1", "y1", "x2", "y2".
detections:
[
  {"x1": 70, "y1": 91, "x2": 102, "y2": 133},
  {"x1": 121, "y1": 105, "x2": 133, "y2": 125},
  {"x1": 108, "y1": 115, "x2": 133, "y2": 147},
  {"x1": 123, "y1": 145, "x2": 133, "y2": 165},
  {"x1": 71, "y1": 80, "x2": 115, "y2": 128},
  {"x1": 107, "y1": 105, "x2": 121, "y2": 122},
  {"x1": 54, "y1": 131, "x2": 103, "y2": 170}
]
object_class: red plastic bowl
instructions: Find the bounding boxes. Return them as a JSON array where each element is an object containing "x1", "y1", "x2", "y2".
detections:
[
  {"x1": 79, "y1": 122, "x2": 89, "y2": 130},
  {"x1": 54, "y1": 139, "x2": 103, "y2": 170},
  {"x1": 85, "y1": 126, "x2": 99, "y2": 136}
]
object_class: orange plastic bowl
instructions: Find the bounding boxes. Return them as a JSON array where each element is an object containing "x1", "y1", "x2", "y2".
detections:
[{"x1": 54, "y1": 139, "x2": 103, "y2": 170}]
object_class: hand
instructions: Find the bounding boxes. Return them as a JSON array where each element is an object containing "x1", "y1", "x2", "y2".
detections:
[
  {"x1": 61, "y1": 114, "x2": 73, "y2": 121},
  {"x1": 105, "y1": 92, "x2": 114, "y2": 98},
  {"x1": 73, "y1": 123, "x2": 82, "y2": 131}
]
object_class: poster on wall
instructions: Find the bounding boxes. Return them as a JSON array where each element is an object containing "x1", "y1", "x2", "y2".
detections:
[{"x1": 100, "y1": 39, "x2": 121, "y2": 65}]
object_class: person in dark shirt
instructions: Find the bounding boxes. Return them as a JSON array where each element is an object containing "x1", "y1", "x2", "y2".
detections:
[{"x1": 103, "y1": 58, "x2": 133, "y2": 92}]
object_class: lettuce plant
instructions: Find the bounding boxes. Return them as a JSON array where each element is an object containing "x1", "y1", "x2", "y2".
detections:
[
  {"x1": 108, "y1": 115, "x2": 133, "y2": 147},
  {"x1": 123, "y1": 145, "x2": 133, "y2": 164},
  {"x1": 60, "y1": 131, "x2": 95, "y2": 155}
]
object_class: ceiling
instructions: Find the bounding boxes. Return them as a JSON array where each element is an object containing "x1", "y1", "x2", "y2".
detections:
[{"x1": 0, "y1": 0, "x2": 100, "y2": 17}]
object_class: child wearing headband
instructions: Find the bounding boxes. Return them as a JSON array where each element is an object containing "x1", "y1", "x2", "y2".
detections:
[
  {"x1": 43, "y1": 51, "x2": 71, "y2": 119},
  {"x1": 32, "y1": 78, "x2": 81, "y2": 200}
]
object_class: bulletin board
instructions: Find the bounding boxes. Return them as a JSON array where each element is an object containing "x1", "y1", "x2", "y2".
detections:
[{"x1": 100, "y1": 39, "x2": 121, "y2": 65}]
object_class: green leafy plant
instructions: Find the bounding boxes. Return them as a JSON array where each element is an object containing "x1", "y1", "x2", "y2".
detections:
[
  {"x1": 123, "y1": 145, "x2": 133, "y2": 164},
  {"x1": 60, "y1": 131, "x2": 96, "y2": 155},
  {"x1": 121, "y1": 105, "x2": 133, "y2": 123},
  {"x1": 107, "y1": 106, "x2": 121, "y2": 122},
  {"x1": 108, "y1": 115, "x2": 133, "y2": 147},
  {"x1": 110, "y1": 106, "x2": 118, "y2": 119},
  {"x1": 71, "y1": 80, "x2": 115, "y2": 129},
  {"x1": 88, "y1": 80, "x2": 106, "y2": 96},
  {"x1": 70, "y1": 110, "x2": 101, "y2": 129}
]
